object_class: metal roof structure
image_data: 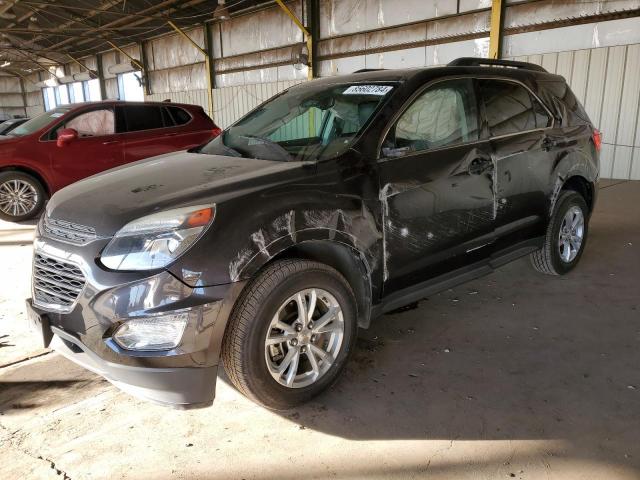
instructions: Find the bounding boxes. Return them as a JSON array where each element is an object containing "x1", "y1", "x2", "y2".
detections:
[{"x1": 0, "y1": 0, "x2": 267, "y2": 78}]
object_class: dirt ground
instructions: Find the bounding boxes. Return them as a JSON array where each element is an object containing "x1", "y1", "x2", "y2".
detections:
[{"x1": 1, "y1": 180, "x2": 639, "y2": 480}]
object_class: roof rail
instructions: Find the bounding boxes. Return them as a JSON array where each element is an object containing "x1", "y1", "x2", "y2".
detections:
[{"x1": 448, "y1": 57, "x2": 547, "y2": 73}]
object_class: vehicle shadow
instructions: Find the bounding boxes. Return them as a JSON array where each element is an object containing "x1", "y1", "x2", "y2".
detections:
[{"x1": 225, "y1": 217, "x2": 640, "y2": 471}]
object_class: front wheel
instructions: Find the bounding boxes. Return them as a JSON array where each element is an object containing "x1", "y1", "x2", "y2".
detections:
[
  {"x1": 530, "y1": 190, "x2": 589, "y2": 275},
  {"x1": 0, "y1": 171, "x2": 47, "y2": 222},
  {"x1": 222, "y1": 259, "x2": 357, "y2": 410}
]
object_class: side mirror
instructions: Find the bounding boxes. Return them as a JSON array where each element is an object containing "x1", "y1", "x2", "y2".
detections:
[{"x1": 57, "y1": 128, "x2": 78, "y2": 147}]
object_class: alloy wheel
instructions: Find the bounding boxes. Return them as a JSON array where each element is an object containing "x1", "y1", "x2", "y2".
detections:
[
  {"x1": 265, "y1": 288, "x2": 345, "y2": 389},
  {"x1": 558, "y1": 205, "x2": 584, "y2": 263},
  {"x1": 0, "y1": 179, "x2": 39, "y2": 218}
]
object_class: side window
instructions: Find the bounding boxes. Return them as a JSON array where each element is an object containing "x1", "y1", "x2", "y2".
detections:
[
  {"x1": 124, "y1": 105, "x2": 166, "y2": 132},
  {"x1": 384, "y1": 78, "x2": 479, "y2": 156},
  {"x1": 532, "y1": 98, "x2": 552, "y2": 129},
  {"x1": 167, "y1": 107, "x2": 192, "y2": 126},
  {"x1": 480, "y1": 80, "x2": 550, "y2": 137},
  {"x1": 64, "y1": 109, "x2": 115, "y2": 137}
]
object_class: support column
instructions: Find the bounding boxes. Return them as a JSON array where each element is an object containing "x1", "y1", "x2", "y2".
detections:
[
  {"x1": 275, "y1": 0, "x2": 313, "y2": 79},
  {"x1": 204, "y1": 22, "x2": 217, "y2": 116},
  {"x1": 488, "y1": 0, "x2": 504, "y2": 59},
  {"x1": 96, "y1": 55, "x2": 107, "y2": 100},
  {"x1": 138, "y1": 42, "x2": 151, "y2": 96},
  {"x1": 167, "y1": 21, "x2": 214, "y2": 119},
  {"x1": 305, "y1": 0, "x2": 319, "y2": 78}
]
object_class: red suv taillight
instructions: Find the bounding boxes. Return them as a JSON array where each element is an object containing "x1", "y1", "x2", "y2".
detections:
[
  {"x1": 212, "y1": 127, "x2": 222, "y2": 138},
  {"x1": 592, "y1": 128, "x2": 602, "y2": 152}
]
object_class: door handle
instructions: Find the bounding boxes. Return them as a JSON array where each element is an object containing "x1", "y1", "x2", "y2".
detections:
[
  {"x1": 164, "y1": 132, "x2": 179, "y2": 137},
  {"x1": 468, "y1": 157, "x2": 493, "y2": 175}
]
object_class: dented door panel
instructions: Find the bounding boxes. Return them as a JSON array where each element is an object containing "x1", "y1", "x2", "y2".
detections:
[
  {"x1": 490, "y1": 131, "x2": 554, "y2": 246},
  {"x1": 377, "y1": 141, "x2": 496, "y2": 295}
]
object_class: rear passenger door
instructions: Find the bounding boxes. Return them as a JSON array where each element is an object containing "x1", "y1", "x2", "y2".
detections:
[
  {"x1": 478, "y1": 79, "x2": 554, "y2": 249},
  {"x1": 120, "y1": 105, "x2": 195, "y2": 163}
]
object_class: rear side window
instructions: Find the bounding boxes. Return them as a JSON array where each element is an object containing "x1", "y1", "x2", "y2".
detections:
[
  {"x1": 539, "y1": 80, "x2": 590, "y2": 126},
  {"x1": 384, "y1": 78, "x2": 479, "y2": 156},
  {"x1": 167, "y1": 107, "x2": 192, "y2": 126},
  {"x1": 124, "y1": 105, "x2": 167, "y2": 132},
  {"x1": 479, "y1": 80, "x2": 551, "y2": 137}
]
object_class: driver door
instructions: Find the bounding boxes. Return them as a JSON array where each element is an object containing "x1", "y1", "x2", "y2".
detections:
[
  {"x1": 49, "y1": 107, "x2": 125, "y2": 188},
  {"x1": 377, "y1": 78, "x2": 496, "y2": 295}
]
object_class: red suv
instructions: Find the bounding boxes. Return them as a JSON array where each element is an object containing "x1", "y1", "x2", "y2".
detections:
[{"x1": 0, "y1": 101, "x2": 221, "y2": 222}]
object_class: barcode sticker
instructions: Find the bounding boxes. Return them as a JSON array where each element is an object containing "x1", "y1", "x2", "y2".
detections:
[{"x1": 343, "y1": 85, "x2": 393, "y2": 95}]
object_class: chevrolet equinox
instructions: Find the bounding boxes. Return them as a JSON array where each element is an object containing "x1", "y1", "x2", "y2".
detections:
[{"x1": 27, "y1": 58, "x2": 600, "y2": 409}]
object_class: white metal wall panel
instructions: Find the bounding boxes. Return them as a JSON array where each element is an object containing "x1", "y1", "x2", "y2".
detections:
[
  {"x1": 512, "y1": 43, "x2": 640, "y2": 180},
  {"x1": 211, "y1": 80, "x2": 305, "y2": 129},
  {"x1": 145, "y1": 89, "x2": 209, "y2": 114}
]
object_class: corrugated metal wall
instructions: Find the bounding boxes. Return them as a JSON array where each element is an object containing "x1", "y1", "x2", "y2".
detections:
[
  {"x1": 211, "y1": 80, "x2": 305, "y2": 128},
  {"x1": 145, "y1": 89, "x2": 209, "y2": 113},
  {"x1": 511, "y1": 44, "x2": 640, "y2": 180}
]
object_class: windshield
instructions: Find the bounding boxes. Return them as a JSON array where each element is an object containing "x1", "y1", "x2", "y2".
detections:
[
  {"x1": 199, "y1": 83, "x2": 395, "y2": 162},
  {"x1": 9, "y1": 107, "x2": 71, "y2": 137}
]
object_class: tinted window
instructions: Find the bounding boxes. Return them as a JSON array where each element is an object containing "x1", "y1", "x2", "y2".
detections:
[
  {"x1": 167, "y1": 107, "x2": 191, "y2": 126},
  {"x1": 124, "y1": 105, "x2": 166, "y2": 132},
  {"x1": 539, "y1": 80, "x2": 588, "y2": 126},
  {"x1": 65, "y1": 109, "x2": 115, "y2": 136},
  {"x1": 385, "y1": 78, "x2": 478, "y2": 156},
  {"x1": 480, "y1": 80, "x2": 550, "y2": 136}
]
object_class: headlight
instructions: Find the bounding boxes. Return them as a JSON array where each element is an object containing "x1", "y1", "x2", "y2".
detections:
[
  {"x1": 101, "y1": 204, "x2": 215, "y2": 271},
  {"x1": 113, "y1": 312, "x2": 190, "y2": 351}
]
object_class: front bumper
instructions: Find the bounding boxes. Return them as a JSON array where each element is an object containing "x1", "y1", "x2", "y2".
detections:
[{"x1": 29, "y1": 236, "x2": 245, "y2": 408}]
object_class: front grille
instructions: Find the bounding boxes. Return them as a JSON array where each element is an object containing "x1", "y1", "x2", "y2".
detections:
[
  {"x1": 43, "y1": 217, "x2": 96, "y2": 245},
  {"x1": 33, "y1": 253, "x2": 86, "y2": 310}
]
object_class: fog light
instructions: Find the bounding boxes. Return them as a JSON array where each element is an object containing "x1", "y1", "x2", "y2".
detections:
[{"x1": 113, "y1": 313, "x2": 189, "y2": 351}]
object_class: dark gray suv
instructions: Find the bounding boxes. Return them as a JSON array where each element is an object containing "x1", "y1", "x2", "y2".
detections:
[{"x1": 27, "y1": 58, "x2": 599, "y2": 409}]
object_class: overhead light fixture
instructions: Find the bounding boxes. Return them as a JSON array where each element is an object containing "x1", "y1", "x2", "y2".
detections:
[
  {"x1": 1, "y1": 61, "x2": 11, "y2": 68},
  {"x1": 213, "y1": 0, "x2": 230, "y2": 20},
  {"x1": 28, "y1": 16, "x2": 38, "y2": 31},
  {"x1": 292, "y1": 44, "x2": 309, "y2": 71}
]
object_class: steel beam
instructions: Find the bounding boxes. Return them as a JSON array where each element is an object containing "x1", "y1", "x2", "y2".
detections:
[
  {"x1": 305, "y1": 0, "x2": 319, "y2": 79},
  {"x1": 488, "y1": 0, "x2": 504, "y2": 59},
  {"x1": 167, "y1": 20, "x2": 213, "y2": 118},
  {"x1": 96, "y1": 55, "x2": 107, "y2": 100},
  {"x1": 66, "y1": 54, "x2": 93, "y2": 73},
  {"x1": 138, "y1": 42, "x2": 151, "y2": 96},
  {"x1": 275, "y1": 0, "x2": 313, "y2": 79},
  {"x1": 106, "y1": 40, "x2": 145, "y2": 71}
]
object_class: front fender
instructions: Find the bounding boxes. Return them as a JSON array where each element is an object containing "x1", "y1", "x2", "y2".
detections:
[{"x1": 229, "y1": 207, "x2": 383, "y2": 283}]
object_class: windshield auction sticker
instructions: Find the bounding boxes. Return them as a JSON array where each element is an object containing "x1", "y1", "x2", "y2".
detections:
[{"x1": 343, "y1": 85, "x2": 393, "y2": 95}]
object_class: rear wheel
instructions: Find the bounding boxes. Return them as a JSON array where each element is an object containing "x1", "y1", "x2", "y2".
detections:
[
  {"x1": 222, "y1": 259, "x2": 357, "y2": 410},
  {"x1": 0, "y1": 171, "x2": 46, "y2": 222},
  {"x1": 530, "y1": 190, "x2": 589, "y2": 275}
]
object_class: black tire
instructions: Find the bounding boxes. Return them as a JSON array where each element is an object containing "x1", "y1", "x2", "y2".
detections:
[
  {"x1": 0, "y1": 171, "x2": 47, "y2": 222},
  {"x1": 222, "y1": 259, "x2": 357, "y2": 410},
  {"x1": 530, "y1": 190, "x2": 589, "y2": 275}
]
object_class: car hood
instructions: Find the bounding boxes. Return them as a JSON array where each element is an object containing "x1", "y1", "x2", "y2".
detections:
[{"x1": 46, "y1": 151, "x2": 309, "y2": 236}]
